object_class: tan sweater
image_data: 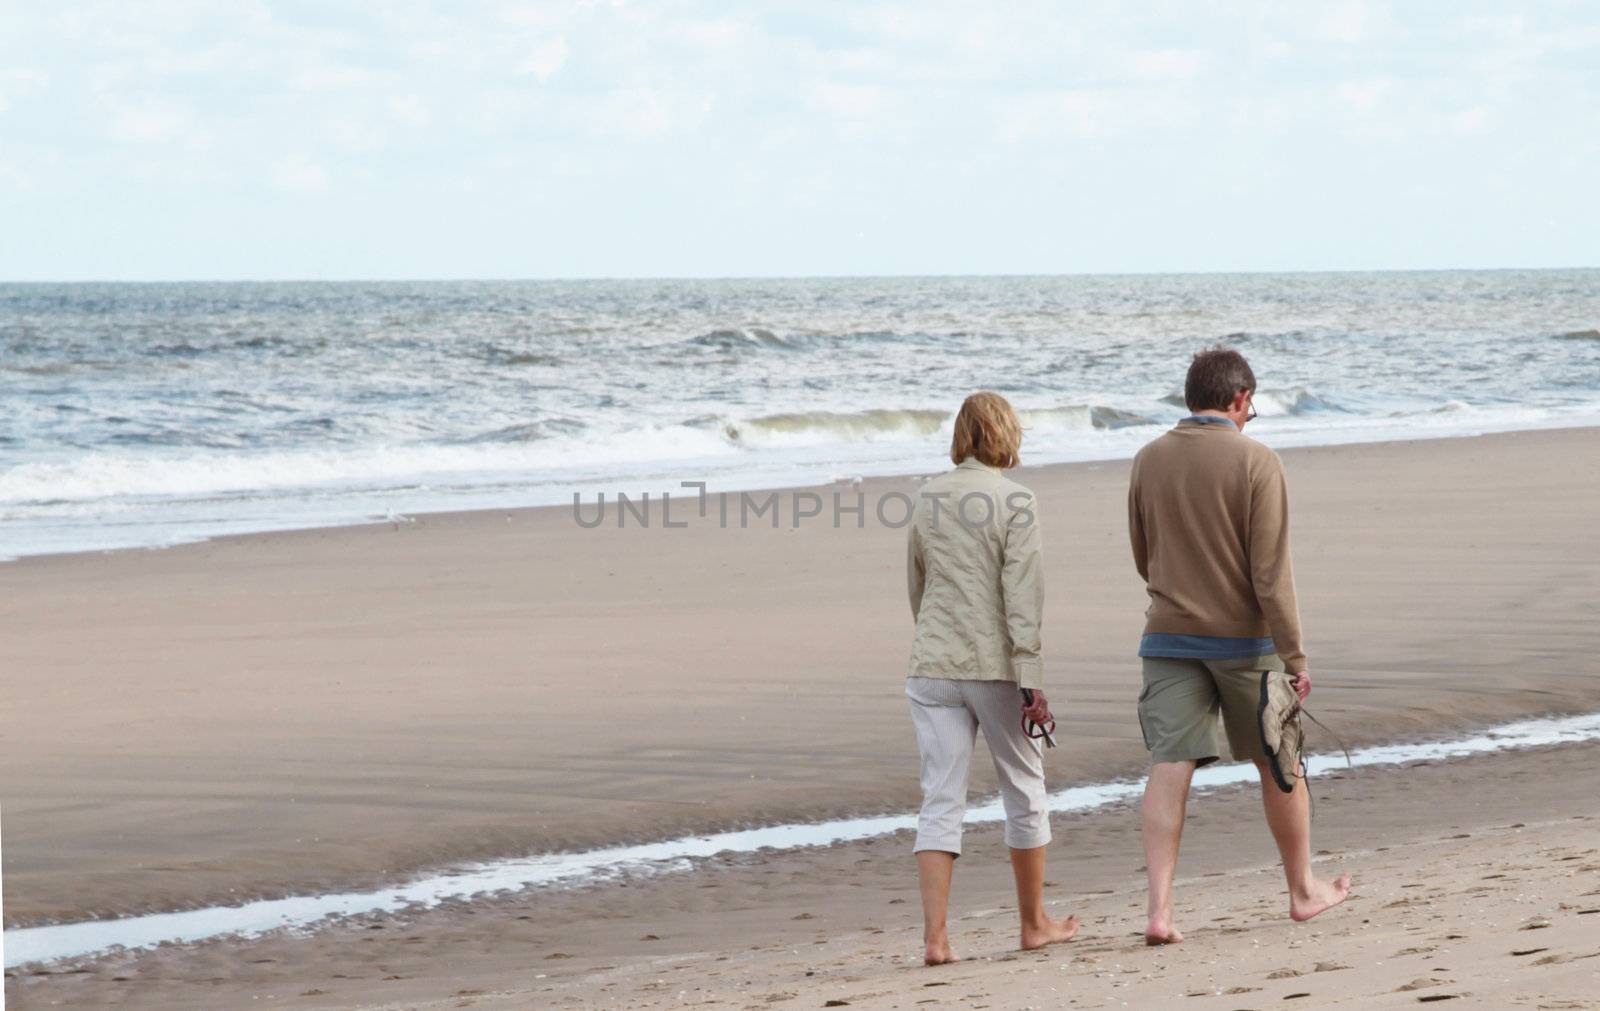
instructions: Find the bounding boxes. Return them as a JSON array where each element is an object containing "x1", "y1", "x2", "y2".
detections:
[
  {"x1": 1127, "y1": 419, "x2": 1308, "y2": 673},
  {"x1": 907, "y1": 458, "x2": 1044, "y2": 688}
]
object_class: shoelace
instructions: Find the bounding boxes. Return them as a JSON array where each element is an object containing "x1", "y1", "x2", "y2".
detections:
[{"x1": 1279, "y1": 703, "x2": 1352, "y2": 820}]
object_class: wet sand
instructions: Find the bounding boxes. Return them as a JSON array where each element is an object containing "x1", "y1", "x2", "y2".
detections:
[
  {"x1": 12, "y1": 729, "x2": 1600, "y2": 1008},
  {"x1": 2, "y1": 426, "x2": 1599, "y2": 989}
]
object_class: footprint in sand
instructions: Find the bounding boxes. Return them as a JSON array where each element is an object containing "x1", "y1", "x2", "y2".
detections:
[
  {"x1": 1395, "y1": 977, "x2": 1452, "y2": 992},
  {"x1": 1266, "y1": 968, "x2": 1303, "y2": 979}
]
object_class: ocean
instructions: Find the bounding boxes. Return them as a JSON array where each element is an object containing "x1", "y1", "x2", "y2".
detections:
[{"x1": 2, "y1": 270, "x2": 1597, "y2": 560}]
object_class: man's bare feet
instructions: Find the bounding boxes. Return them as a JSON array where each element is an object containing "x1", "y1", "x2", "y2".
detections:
[
  {"x1": 1289, "y1": 872, "x2": 1352, "y2": 922},
  {"x1": 923, "y1": 934, "x2": 956, "y2": 965},
  {"x1": 1020, "y1": 913, "x2": 1080, "y2": 951},
  {"x1": 1145, "y1": 908, "x2": 1184, "y2": 947},
  {"x1": 1144, "y1": 912, "x2": 1184, "y2": 945}
]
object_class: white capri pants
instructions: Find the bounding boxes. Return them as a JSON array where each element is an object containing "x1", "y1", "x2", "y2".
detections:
[{"x1": 906, "y1": 676, "x2": 1051, "y2": 855}]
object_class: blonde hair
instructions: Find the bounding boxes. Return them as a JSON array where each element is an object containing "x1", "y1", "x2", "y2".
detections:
[{"x1": 949, "y1": 391, "x2": 1022, "y2": 468}]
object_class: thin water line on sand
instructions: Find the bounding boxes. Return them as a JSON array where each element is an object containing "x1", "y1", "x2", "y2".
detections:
[{"x1": 7, "y1": 709, "x2": 1600, "y2": 969}]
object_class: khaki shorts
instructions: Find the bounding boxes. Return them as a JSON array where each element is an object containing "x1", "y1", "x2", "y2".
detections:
[{"x1": 1136, "y1": 654, "x2": 1287, "y2": 766}]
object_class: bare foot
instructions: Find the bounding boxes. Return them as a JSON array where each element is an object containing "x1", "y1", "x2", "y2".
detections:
[
  {"x1": 1020, "y1": 914, "x2": 1080, "y2": 951},
  {"x1": 1145, "y1": 913, "x2": 1184, "y2": 945},
  {"x1": 1290, "y1": 872, "x2": 1353, "y2": 922},
  {"x1": 924, "y1": 936, "x2": 957, "y2": 965}
]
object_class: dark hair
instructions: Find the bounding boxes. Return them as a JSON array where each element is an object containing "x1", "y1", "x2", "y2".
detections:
[{"x1": 1184, "y1": 346, "x2": 1256, "y2": 412}]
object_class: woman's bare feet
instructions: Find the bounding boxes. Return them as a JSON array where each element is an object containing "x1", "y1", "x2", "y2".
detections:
[
  {"x1": 1019, "y1": 913, "x2": 1080, "y2": 951},
  {"x1": 923, "y1": 934, "x2": 957, "y2": 965},
  {"x1": 1289, "y1": 872, "x2": 1353, "y2": 922}
]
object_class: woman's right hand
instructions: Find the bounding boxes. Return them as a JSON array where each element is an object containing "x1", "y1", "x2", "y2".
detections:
[{"x1": 1022, "y1": 689, "x2": 1052, "y2": 726}]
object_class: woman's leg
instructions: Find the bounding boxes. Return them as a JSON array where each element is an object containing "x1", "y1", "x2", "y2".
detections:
[
  {"x1": 907, "y1": 678, "x2": 978, "y2": 964},
  {"x1": 916, "y1": 851, "x2": 957, "y2": 964},
  {"x1": 968, "y1": 681, "x2": 1080, "y2": 950}
]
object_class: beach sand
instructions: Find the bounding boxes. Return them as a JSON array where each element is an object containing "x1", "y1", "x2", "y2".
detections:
[
  {"x1": 12, "y1": 730, "x2": 1600, "y2": 1008},
  {"x1": 4, "y1": 426, "x2": 1600, "y2": 1007}
]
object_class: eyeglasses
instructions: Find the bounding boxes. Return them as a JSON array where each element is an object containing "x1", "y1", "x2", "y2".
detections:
[
  {"x1": 1019, "y1": 688, "x2": 1057, "y2": 748},
  {"x1": 1245, "y1": 395, "x2": 1258, "y2": 422},
  {"x1": 1023, "y1": 714, "x2": 1057, "y2": 748}
]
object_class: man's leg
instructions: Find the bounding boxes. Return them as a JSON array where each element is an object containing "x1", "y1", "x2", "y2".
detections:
[
  {"x1": 1208, "y1": 659, "x2": 1353, "y2": 923},
  {"x1": 916, "y1": 850, "x2": 957, "y2": 964},
  {"x1": 1135, "y1": 657, "x2": 1222, "y2": 945},
  {"x1": 1253, "y1": 760, "x2": 1352, "y2": 921},
  {"x1": 1142, "y1": 760, "x2": 1196, "y2": 944}
]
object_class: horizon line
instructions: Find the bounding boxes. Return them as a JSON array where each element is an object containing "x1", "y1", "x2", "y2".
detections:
[{"x1": 3, "y1": 264, "x2": 1598, "y2": 285}]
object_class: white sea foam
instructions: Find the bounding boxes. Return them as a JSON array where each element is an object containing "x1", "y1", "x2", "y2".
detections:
[
  {"x1": 4, "y1": 271, "x2": 1600, "y2": 558},
  {"x1": 8, "y1": 709, "x2": 1600, "y2": 969}
]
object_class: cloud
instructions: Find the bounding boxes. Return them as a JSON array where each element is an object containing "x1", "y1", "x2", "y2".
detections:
[
  {"x1": 387, "y1": 93, "x2": 431, "y2": 126},
  {"x1": 583, "y1": 86, "x2": 714, "y2": 138},
  {"x1": 1333, "y1": 79, "x2": 1391, "y2": 114},
  {"x1": 997, "y1": 89, "x2": 1115, "y2": 143},
  {"x1": 271, "y1": 156, "x2": 330, "y2": 192},
  {"x1": 107, "y1": 99, "x2": 190, "y2": 143},
  {"x1": 1314, "y1": 2, "x2": 1378, "y2": 44},
  {"x1": 290, "y1": 65, "x2": 376, "y2": 92},
  {"x1": 0, "y1": 67, "x2": 48, "y2": 114},
  {"x1": 808, "y1": 82, "x2": 891, "y2": 121},
  {"x1": 517, "y1": 36, "x2": 568, "y2": 80},
  {"x1": 1127, "y1": 48, "x2": 1206, "y2": 81},
  {"x1": 3, "y1": 0, "x2": 1598, "y2": 277},
  {"x1": 1448, "y1": 106, "x2": 1492, "y2": 135}
]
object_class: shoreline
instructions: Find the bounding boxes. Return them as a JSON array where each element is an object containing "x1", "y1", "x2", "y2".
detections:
[
  {"x1": 7, "y1": 412, "x2": 1600, "y2": 566},
  {"x1": 12, "y1": 727, "x2": 1600, "y2": 1009},
  {"x1": 10, "y1": 706, "x2": 1600, "y2": 968},
  {"x1": 3, "y1": 426, "x2": 1598, "y2": 940}
]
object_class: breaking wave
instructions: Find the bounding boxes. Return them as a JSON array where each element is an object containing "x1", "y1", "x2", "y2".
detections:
[
  {"x1": 711, "y1": 409, "x2": 946, "y2": 446},
  {"x1": 685, "y1": 327, "x2": 802, "y2": 351},
  {"x1": 709, "y1": 404, "x2": 1159, "y2": 448},
  {"x1": 1159, "y1": 386, "x2": 1344, "y2": 416}
]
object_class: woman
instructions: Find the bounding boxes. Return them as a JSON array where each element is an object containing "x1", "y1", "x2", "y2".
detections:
[{"x1": 905, "y1": 391, "x2": 1079, "y2": 965}]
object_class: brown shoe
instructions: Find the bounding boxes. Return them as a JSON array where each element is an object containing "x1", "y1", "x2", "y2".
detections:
[{"x1": 1258, "y1": 670, "x2": 1303, "y2": 794}]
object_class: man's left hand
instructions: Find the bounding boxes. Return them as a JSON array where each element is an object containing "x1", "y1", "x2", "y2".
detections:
[{"x1": 1291, "y1": 671, "x2": 1312, "y2": 702}]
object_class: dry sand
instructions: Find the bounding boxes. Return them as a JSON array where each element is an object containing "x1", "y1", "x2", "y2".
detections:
[{"x1": 4, "y1": 426, "x2": 1600, "y2": 1008}]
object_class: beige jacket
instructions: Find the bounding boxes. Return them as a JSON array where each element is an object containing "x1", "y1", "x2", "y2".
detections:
[{"x1": 906, "y1": 458, "x2": 1044, "y2": 689}]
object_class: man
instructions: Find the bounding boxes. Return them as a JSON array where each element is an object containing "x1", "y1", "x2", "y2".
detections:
[{"x1": 1127, "y1": 347, "x2": 1351, "y2": 945}]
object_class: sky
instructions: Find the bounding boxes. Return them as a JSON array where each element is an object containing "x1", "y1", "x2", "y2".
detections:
[{"x1": 1, "y1": 1, "x2": 1597, "y2": 281}]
